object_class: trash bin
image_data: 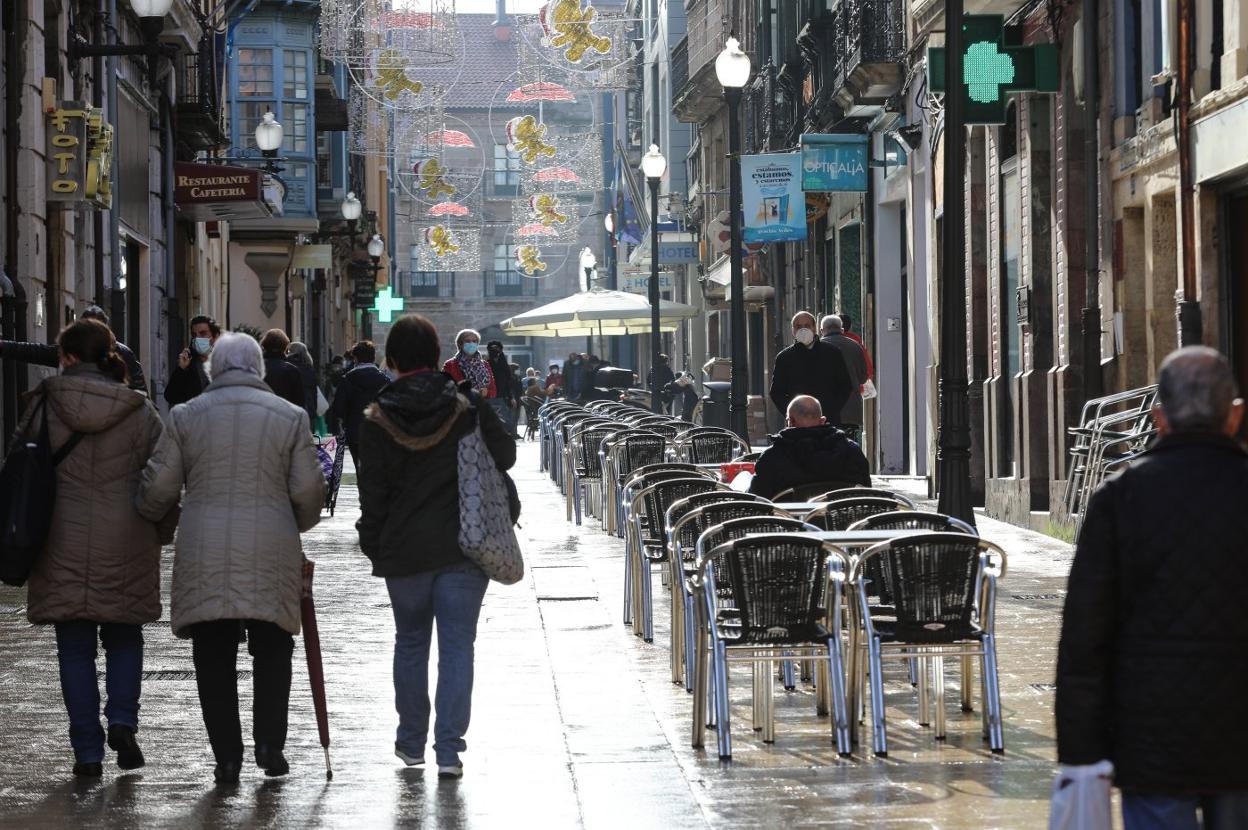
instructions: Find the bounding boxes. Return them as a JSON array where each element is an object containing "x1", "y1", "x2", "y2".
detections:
[{"x1": 701, "y1": 381, "x2": 731, "y2": 428}]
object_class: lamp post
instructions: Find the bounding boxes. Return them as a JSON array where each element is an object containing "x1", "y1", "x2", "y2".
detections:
[
  {"x1": 716, "y1": 37, "x2": 751, "y2": 441},
  {"x1": 935, "y1": 0, "x2": 975, "y2": 525},
  {"x1": 69, "y1": 0, "x2": 179, "y2": 85},
  {"x1": 254, "y1": 111, "x2": 284, "y2": 175},
  {"x1": 341, "y1": 191, "x2": 363, "y2": 238},
  {"x1": 641, "y1": 144, "x2": 667, "y2": 413},
  {"x1": 361, "y1": 233, "x2": 384, "y2": 340}
]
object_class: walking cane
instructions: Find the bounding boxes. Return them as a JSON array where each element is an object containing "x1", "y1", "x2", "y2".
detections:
[{"x1": 301, "y1": 559, "x2": 333, "y2": 780}]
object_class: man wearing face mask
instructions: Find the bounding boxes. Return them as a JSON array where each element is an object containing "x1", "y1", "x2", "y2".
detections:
[
  {"x1": 768, "y1": 310, "x2": 853, "y2": 434},
  {"x1": 164, "y1": 315, "x2": 221, "y2": 408}
]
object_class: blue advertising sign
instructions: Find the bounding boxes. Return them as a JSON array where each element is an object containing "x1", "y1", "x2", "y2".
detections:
[
  {"x1": 801, "y1": 134, "x2": 869, "y2": 192},
  {"x1": 741, "y1": 153, "x2": 807, "y2": 244}
]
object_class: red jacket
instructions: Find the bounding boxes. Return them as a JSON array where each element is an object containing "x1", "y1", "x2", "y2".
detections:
[{"x1": 443, "y1": 357, "x2": 496, "y2": 398}]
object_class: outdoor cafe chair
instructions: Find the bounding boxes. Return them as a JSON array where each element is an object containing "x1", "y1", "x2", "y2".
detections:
[
  {"x1": 566, "y1": 421, "x2": 624, "y2": 525},
  {"x1": 772, "y1": 480, "x2": 862, "y2": 502},
  {"x1": 628, "y1": 476, "x2": 726, "y2": 641},
  {"x1": 803, "y1": 497, "x2": 908, "y2": 532},
  {"x1": 620, "y1": 466, "x2": 717, "y2": 623},
  {"x1": 812, "y1": 487, "x2": 917, "y2": 508},
  {"x1": 849, "y1": 533, "x2": 1008, "y2": 756},
  {"x1": 696, "y1": 534, "x2": 852, "y2": 760},
  {"x1": 600, "y1": 429, "x2": 667, "y2": 535},
  {"x1": 673, "y1": 427, "x2": 752, "y2": 465},
  {"x1": 663, "y1": 492, "x2": 770, "y2": 685},
  {"x1": 538, "y1": 401, "x2": 580, "y2": 472}
]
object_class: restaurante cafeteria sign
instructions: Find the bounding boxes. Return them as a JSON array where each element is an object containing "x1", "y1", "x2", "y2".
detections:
[{"x1": 174, "y1": 162, "x2": 261, "y2": 203}]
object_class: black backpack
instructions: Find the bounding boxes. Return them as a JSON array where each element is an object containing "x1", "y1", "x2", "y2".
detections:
[{"x1": 0, "y1": 397, "x2": 83, "y2": 587}]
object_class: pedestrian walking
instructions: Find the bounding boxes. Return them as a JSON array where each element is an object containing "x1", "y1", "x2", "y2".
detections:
[
  {"x1": 485, "y1": 340, "x2": 521, "y2": 438},
  {"x1": 769, "y1": 311, "x2": 854, "y2": 428},
  {"x1": 1056, "y1": 346, "x2": 1248, "y2": 829},
  {"x1": 749, "y1": 395, "x2": 870, "y2": 499},
  {"x1": 443, "y1": 328, "x2": 496, "y2": 399},
  {"x1": 165, "y1": 315, "x2": 221, "y2": 408},
  {"x1": 837, "y1": 312, "x2": 874, "y2": 383},
  {"x1": 820, "y1": 314, "x2": 869, "y2": 443},
  {"x1": 328, "y1": 340, "x2": 389, "y2": 472},
  {"x1": 355, "y1": 314, "x2": 516, "y2": 780},
  {"x1": 136, "y1": 333, "x2": 324, "y2": 784},
  {"x1": 260, "y1": 329, "x2": 306, "y2": 413},
  {"x1": 545, "y1": 363, "x2": 563, "y2": 396},
  {"x1": 285, "y1": 341, "x2": 319, "y2": 426},
  {"x1": 15, "y1": 320, "x2": 170, "y2": 777},
  {"x1": 0, "y1": 305, "x2": 146, "y2": 394},
  {"x1": 647, "y1": 354, "x2": 676, "y2": 413}
]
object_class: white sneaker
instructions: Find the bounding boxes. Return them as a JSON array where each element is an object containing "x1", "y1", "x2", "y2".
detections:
[
  {"x1": 437, "y1": 763, "x2": 463, "y2": 779},
  {"x1": 395, "y1": 747, "x2": 425, "y2": 766}
]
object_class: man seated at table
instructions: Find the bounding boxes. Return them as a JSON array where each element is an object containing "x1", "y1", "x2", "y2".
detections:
[{"x1": 749, "y1": 395, "x2": 870, "y2": 499}]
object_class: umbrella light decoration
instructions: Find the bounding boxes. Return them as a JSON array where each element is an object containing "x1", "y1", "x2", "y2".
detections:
[{"x1": 506, "y1": 81, "x2": 577, "y2": 104}]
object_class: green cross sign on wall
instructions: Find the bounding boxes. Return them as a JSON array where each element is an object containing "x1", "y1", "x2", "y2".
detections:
[
  {"x1": 370, "y1": 286, "x2": 405, "y2": 323},
  {"x1": 928, "y1": 16, "x2": 1059, "y2": 125}
]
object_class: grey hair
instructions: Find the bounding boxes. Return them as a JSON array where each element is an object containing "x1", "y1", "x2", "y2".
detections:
[
  {"x1": 820, "y1": 314, "x2": 843, "y2": 335},
  {"x1": 455, "y1": 328, "x2": 480, "y2": 350},
  {"x1": 1157, "y1": 346, "x2": 1238, "y2": 431},
  {"x1": 286, "y1": 340, "x2": 312, "y2": 368},
  {"x1": 209, "y1": 332, "x2": 265, "y2": 380}
]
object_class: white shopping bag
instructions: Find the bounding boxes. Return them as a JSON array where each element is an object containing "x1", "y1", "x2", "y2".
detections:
[
  {"x1": 1048, "y1": 761, "x2": 1114, "y2": 830},
  {"x1": 861, "y1": 379, "x2": 878, "y2": 400},
  {"x1": 729, "y1": 471, "x2": 754, "y2": 492}
]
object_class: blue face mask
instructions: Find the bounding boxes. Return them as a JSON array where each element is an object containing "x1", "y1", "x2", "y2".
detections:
[
  {"x1": 462, "y1": 342, "x2": 479, "y2": 355},
  {"x1": 192, "y1": 337, "x2": 212, "y2": 356}
]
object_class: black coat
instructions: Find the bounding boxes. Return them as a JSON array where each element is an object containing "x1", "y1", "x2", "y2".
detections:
[
  {"x1": 164, "y1": 359, "x2": 210, "y2": 407},
  {"x1": 328, "y1": 364, "x2": 389, "y2": 448},
  {"x1": 295, "y1": 363, "x2": 318, "y2": 424},
  {"x1": 748, "y1": 424, "x2": 870, "y2": 499},
  {"x1": 0, "y1": 338, "x2": 147, "y2": 394},
  {"x1": 487, "y1": 354, "x2": 518, "y2": 403},
  {"x1": 356, "y1": 371, "x2": 516, "y2": 577},
  {"x1": 768, "y1": 340, "x2": 853, "y2": 427},
  {"x1": 1056, "y1": 432, "x2": 1248, "y2": 793},
  {"x1": 263, "y1": 353, "x2": 306, "y2": 413}
]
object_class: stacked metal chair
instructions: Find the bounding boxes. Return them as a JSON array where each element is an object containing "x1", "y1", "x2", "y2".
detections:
[{"x1": 1062, "y1": 386, "x2": 1158, "y2": 521}]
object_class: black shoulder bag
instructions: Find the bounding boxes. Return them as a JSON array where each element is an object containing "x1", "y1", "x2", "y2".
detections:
[{"x1": 0, "y1": 397, "x2": 84, "y2": 586}]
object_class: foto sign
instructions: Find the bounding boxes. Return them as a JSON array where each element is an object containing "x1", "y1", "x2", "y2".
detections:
[
  {"x1": 741, "y1": 153, "x2": 807, "y2": 244},
  {"x1": 800, "y1": 134, "x2": 868, "y2": 192}
]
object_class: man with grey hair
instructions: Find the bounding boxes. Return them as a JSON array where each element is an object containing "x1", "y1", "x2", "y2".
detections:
[
  {"x1": 1056, "y1": 346, "x2": 1248, "y2": 828},
  {"x1": 769, "y1": 310, "x2": 853, "y2": 431},
  {"x1": 749, "y1": 394, "x2": 870, "y2": 499},
  {"x1": 820, "y1": 314, "x2": 869, "y2": 440}
]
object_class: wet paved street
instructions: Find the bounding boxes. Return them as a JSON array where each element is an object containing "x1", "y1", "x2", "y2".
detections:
[{"x1": 0, "y1": 443, "x2": 1074, "y2": 828}]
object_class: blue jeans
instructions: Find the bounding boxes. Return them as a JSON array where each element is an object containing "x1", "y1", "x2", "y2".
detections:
[
  {"x1": 1123, "y1": 792, "x2": 1248, "y2": 830},
  {"x1": 386, "y1": 563, "x2": 489, "y2": 766},
  {"x1": 54, "y1": 621, "x2": 143, "y2": 763}
]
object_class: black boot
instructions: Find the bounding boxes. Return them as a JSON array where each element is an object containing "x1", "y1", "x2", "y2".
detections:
[
  {"x1": 72, "y1": 762, "x2": 103, "y2": 778},
  {"x1": 213, "y1": 761, "x2": 241, "y2": 784},
  {"x1": 107, "y1": 724, "x2": 145, "y2": 770},
  {"x1": 254, "y1": 745, "x2": 290, "y2": 777}
]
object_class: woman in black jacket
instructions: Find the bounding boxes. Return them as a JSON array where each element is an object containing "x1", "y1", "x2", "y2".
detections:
[
  {"x1": 355, "y1": 314, "x2": 515, "y2": 780},
  {"x1": 285, "y1": 340, "x2": 319, "y2": 425}
]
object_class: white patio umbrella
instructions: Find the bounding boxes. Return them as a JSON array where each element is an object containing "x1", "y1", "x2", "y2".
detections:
[{"x1": 500, "y1": 288, "x2": 699, "y2": 338}]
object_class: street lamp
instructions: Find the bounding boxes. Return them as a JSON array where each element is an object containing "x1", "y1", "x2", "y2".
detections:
[
  {"x1": 716, "y1": 36, "x2": 751, "y2": 441},
  {"x1": 641, "y1": 144, "x2": 667, "y2": 413},
  {"x1": 254, "y1": 112, "x2": 284, "y2": 174},
  {"x1": 579, "y1": 246, "x2": 597, "y2": 291},
  {"x1": 367, "y1": 233, "x2": 385, "y2": 265},
  {"x1": 604, "y1": 213, "x2": 614, "y2": 234},
  {"x1": 68, "y1": 0, "x2": 179, "y2": 83}
]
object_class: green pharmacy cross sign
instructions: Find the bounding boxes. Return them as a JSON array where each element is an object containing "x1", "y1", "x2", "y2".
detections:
[
  {"x1": 370, "y1": 286, "x2": 405, "y2": 323},
  {"x1": 928, "y1": 16, "x2": 1059, "y2": 125}
]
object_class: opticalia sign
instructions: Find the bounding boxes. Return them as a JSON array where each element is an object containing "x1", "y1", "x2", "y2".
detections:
[{"x1": 800, "y1": 134, "x2": 868, "y2": 192}]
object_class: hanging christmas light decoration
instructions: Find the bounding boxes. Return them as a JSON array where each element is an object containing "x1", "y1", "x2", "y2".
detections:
[
  {"x1": 505, "y1": 115, "x2": 558, "y2": 165},
  {"x1": 506, "y1": 81, "x2": 577, "y2": 103},
  {"x1": 410, "y1": 225, "x2": 481, "y2": 271},
  {"x1": 515, "y1": 7, "x2": 634, "y2": 89},
  {"x1": 516, "y1": 244, "x2": 548, "y2": 276}
]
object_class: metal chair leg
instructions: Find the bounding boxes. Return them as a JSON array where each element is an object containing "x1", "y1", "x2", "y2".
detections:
[
  {"x1": 761, "y1": 659, "x2": 776, "y2": 743},
  {"x1": 639, "y1": 558, "x2": 654, "y2": 643},
  {"x1": 932, "y1": 654, "x2": 946, "y2": 740},
  {"x1": 713, "y1": 639, "x2": 732, "y2": 760},
  {"x1": 692, "y1": 622, "x2": 708, "y2": 747},
  {"x1": 826, "y1": 638, "x2": 852, "y2": 757},
  {"x1": 982, "y1": 634, "x2": 1005, "y2": 753},
  {"x1": 918, "y1": 652, "x2": 931, "y2": 726},
  {"x1": 960, "y1": 654, "x2": 974, "y2": 712},
  {"x1": 683, "y1": 591, "x2": 696, "y2": 692},
  {"x1": 868, "y1": 636, "x2": 888, "y2": 757},
  {"x1": 751, "y1": 659, "x2": 763, "y2": 731}
]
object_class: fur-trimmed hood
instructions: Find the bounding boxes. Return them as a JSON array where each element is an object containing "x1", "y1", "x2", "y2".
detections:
[{"x1": 364, "y1": 370, "x2": 470, "y2": 451}]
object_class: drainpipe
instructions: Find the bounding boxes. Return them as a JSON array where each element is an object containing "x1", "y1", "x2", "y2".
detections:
[
  {"x1": 108, "y1": 0, "x2": 120, "y2": 329},
  {"x1": 1079, "y1": 0, "x2": 1104, "y2": 400},
  {"x1": 4, "y1": 0, "x2": 30, "y2": 444},
  {"x1": 162, "y1": 84, "x2": 177, "y2": 393},
  {"x1": 93, "y1": 0, "x2": 107, "y2": 305},
  {"x1": 1175, "y1": 0, "x2": 1200, "y2": 344}
]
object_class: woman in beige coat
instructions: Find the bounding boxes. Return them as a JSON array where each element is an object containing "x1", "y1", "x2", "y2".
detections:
[
  {"x1": 16, "y1": 320, "x2": 166, "y2": 778},
  {"x1": 137, "y1": 332, "x2": 324, "y2": 785}
]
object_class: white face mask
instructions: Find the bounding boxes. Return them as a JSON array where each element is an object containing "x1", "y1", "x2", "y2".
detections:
[{"x1": 794, "y1": 327, "x2": 815, "y2": 346}]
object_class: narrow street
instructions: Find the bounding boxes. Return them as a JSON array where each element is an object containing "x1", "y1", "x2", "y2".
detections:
[{"x1": 0, "y1": 441, "x2": 1074, "y2": 828}]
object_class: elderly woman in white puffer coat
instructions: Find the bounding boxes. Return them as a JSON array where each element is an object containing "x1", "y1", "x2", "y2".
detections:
[{"x1": 137, "y1": 332, "x2": 324, "y2": 785}]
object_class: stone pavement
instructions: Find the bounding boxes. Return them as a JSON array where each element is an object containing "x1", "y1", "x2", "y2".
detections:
[{"x1": 0, "y1": 444, "x2": 1076, "y2": 828}]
